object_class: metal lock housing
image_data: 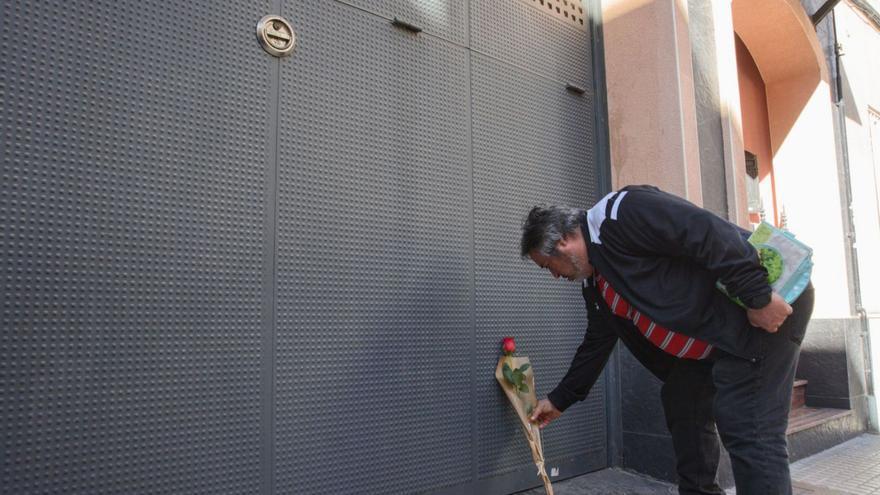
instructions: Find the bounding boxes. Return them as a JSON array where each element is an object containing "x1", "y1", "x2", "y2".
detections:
[{"x1": 257, "y1": 15, "x2": 295, "y2": 57}]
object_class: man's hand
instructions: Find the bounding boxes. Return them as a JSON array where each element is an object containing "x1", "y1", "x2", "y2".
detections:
[
  {"x1": 530, "y1": 399, "x2": 562, "y2": 429},
  {"x1": 746, "y1": 292, "x2": 792, "y2": 333}
]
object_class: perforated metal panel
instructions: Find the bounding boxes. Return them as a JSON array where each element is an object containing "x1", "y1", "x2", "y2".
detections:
[
  {"x1": 472, "y1": 51, "x2": 605, "y2": 479},
  {"x1": 518, "y1": 0, "x2": 589, "y2": 30},
  {"x1": 2, "y1": 0, "x2": 603, "y2": 493},
  {"x1": 335, "y1": 0, "x2": 468, "y2": 45},
  {"x1": 1, "y1": 1, "x2": 272, "y2": 494},
  {"x1": 472, "y1": 0, "x2": 592, "y2": 88},
  {"x1": 274, "y1": 1, "x2": 472, "y2": 493}
]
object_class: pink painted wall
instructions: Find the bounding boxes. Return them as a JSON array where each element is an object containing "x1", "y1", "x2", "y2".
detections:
[{"x1": 735, "y1": 34, "x2": 777, "y2": 224}]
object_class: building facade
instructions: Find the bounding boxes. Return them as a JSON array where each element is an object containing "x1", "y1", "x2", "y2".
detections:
[
  {"x1": 602, "y1": 0, "x2": 879, "y2": 485},
  {"x1": 2, "y1": 0, "x2": 877, "y2": 493}
]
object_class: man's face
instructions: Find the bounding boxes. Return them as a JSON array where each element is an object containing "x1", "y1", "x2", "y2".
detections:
[{"x1": 528, "y1": 232, "x2": 592, "y2": 282}]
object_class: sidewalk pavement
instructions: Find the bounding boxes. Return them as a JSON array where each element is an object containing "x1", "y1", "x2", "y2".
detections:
[
  {"x1": 515, "y1": 433, "x2": 880, "y2": 495},
  {"x1": 515, "y1": 467, "x2": 677, "y2": 495},
  {"x1": 788, "y1": 433, "x2": 880, "y2": 495}
]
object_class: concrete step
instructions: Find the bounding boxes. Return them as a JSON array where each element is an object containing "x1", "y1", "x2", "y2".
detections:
[{"x1": 787, "y1": 406, "x2": 852, "y2": 435}]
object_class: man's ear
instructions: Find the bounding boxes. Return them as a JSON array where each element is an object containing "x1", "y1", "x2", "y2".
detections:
[
  {"x1": 557, "y1": 229, "x2": 584, "y2": 253},
  {"x1": 558, "y1": 232, "x2": 576, "y2": 248}
]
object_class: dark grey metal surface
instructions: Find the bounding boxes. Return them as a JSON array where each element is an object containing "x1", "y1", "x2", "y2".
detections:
[
  {"x1": 261, "y1": 3, "x2": 284, "y2": 495},
  {"x1": 472, "y1": 51, "x2": 604, "y2": 481},
  {"x1": 274, "y1": 1, "x2": 472, "y2": 494},
  {"x1": 472, "y1": 0, "x2": 592, "y2": 89},
  {"x1": 587, "y1": 0, "x2": 621, "y2": 470},
  {"x1": 1, "y1": 1, "x2": 274, "y2": 493},
  {"x1": 335, "y1": 0, "x2": 468, "y2": 45},
  {"x1": 2, "y1": 0, "x2": 603, "y2": 493}
]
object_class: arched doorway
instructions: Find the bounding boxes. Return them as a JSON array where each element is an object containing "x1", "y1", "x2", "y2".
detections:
[{"x1": 732, "y1": 0, "x2": 849, "y2": 318}]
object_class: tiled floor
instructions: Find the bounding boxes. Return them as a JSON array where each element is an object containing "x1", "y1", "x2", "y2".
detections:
[
  {"x1": 789, "y1": 433, "x2": 880, "y2": 495},
  {"x1": 514, "y1": 467, "x2": 677, "y2": 494},
  {"x1": 516, "y1": 433, "x2": 880, "y2": 495}
]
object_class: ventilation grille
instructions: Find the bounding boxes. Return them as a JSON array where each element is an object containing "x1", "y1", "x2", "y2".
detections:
[{"x1": 521, "y1": 0, "x2": 587, "y2": 29}]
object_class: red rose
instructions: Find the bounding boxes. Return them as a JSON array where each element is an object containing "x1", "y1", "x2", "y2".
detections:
[{"x1": 502, "y1": 337, "x2": 516, "y2": 354}]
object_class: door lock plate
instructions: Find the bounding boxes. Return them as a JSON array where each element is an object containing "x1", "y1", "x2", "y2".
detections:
[{"x1": 257, "y1": 15, "x2": 295, "y2": 57}]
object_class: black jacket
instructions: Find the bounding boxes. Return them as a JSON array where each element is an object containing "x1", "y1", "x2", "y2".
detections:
[
  {"x1": 547, "y1": 278, "x2": 680, "y2": 412},
  {"x1": 547, "y1": 185, "x2": 771, "y2": 411}
]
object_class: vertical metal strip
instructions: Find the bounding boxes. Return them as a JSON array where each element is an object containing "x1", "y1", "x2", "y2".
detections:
[
  {"x1": 588, "y1": 0, "x2": 620, "y2": 469},
  {"x1": 589, "y1": 1, "x2": 612, "y2": 198},
  {"x1": 261, "y1": 2, "x2": 283, "y2": 494},
  {"x1": 466, "y1": 1, "x2": 478, "y2": 489},
  {"x1": 467, "y1": 14, "x2": 480, "y2": 488}
]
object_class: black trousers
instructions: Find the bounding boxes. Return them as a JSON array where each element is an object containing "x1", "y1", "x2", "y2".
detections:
[
  {"x1": 712, "y1": 285, "x2": 815, "y2": 494},
  {"x1": 662, "y1": 359, "x2": 725, "y2": 495},
  {"x1": 625, "y1": 285, "x2": 815, "y2": 495},
  {"x1": 618, "y1": 323, "x2": 724, "y2": 494}
]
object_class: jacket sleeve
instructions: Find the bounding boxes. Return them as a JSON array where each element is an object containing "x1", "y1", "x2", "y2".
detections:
[
  {"x1": 547, "y1": 289, "x2": 618, "y2": 412},
  {"x1": 606, "y1": 187, "x2": 772, "y2": 309}
]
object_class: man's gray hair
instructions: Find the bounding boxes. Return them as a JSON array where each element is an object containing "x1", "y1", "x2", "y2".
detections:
[{"x1": 520, "y1": 206, "x2": 586, "y2": 257}]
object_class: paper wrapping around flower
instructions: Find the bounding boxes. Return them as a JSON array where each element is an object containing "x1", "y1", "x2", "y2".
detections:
[
  {"x1": 495, "y1": 356, "x2": 539, "y2": 431},
  {"x1": 495, "y1": 356, "x2": 554, "y2": 495}
]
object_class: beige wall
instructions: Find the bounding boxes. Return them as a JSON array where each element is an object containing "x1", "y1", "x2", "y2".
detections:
[
  {"x1": 836, "y1": 1, "x2": 880, "y2": 317},
  {"x1": 601, "y1": 0, "x2": 703, "y2": 204},
  {"x1": 769, "y1": 78, "x2": 849, "y2": 318},
  {"x1": 833, "y1": 0, "x2": 880, "y2": 428}
]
